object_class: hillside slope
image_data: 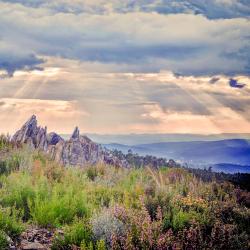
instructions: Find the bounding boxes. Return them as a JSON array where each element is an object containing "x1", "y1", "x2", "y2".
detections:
[
  {"x1": 105, "y1": 139, "x2": 250, "y2": 172},
  {"x1": 0, "y1": 141, "x2": 249, "y2": 249}
]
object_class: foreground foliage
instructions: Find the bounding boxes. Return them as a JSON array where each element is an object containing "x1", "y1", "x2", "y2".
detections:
[{"x1": 0, "y1": 137, "x2": 249, "y2": 249}]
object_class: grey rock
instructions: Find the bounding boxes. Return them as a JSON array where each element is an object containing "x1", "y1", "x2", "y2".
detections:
[
  {"x1": 61, "y1": 132, "x2": 105, "y2": 166},
  {"x1": 47, "y1": 132, "x2": 64, "y2": 145},
  {"x1": 22, "y1": 242, "x2": 46, "y2": 250},
  {"x1": 71, "y1": 126, "x2": 80, "y2": 140},
  {"x1": 12, "y1": 115, "x2": 129, "y2": 168},
  {"x1": 12, "y1": 115, "x2": 47, "y2": 151}
]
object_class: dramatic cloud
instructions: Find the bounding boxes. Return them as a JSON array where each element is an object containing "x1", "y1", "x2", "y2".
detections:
[
  {"x1": 0, "y1": 1, "x2": 249, "y2": 75},
  {"x1": 0, "y1": 1, "x2": 249, "y2": 134},
  {"x1": 1, "y1": 0, "x2": 250, "y2": 19},
  {"x1": 0, "y1": 64, "x2": 249, "y2": 134}
]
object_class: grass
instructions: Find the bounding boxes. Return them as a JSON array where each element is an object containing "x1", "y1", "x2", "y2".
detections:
[{"x1": 0, "y1": 140, "x2": 249, "y2": 249}]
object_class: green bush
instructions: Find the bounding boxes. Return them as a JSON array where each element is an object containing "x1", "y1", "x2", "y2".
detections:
[
  {"x1": 0, "y1": 230, "x2": 9, "y2": 250},
  {"x1": 29, "y1": 185, "x2": 89, "y2": 227},
  {"x1": 0, "y1": 208, "x2": 23, "y2": 240},
  {"x1": 0, "y1": 155, "x2": 21, "y2": 176},
  {"x1": 0, "y1": 135, "x2": 11, "y2": 151},
  {"x1": 0, "y1": 173, "x2": 36, "y2": 221},
  {"x1": 96, "y1": 239, "x2": 106, "y2": 250},
  {"x1": 52, "y1": 220, "x2": 93, "y2": 249},
  {"x1": 172, "y1": 210, "x2": 198, "y2": 231},
  {"x1": 86, "y1": 167, "x2": 98, "y2": 181}
]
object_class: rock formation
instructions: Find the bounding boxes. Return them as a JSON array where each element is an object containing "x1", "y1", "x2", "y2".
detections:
[
  {"x1": 12, "y1": 115, "x2": 129, "y2": 168},
  {"x1": 12, "y1": 115, "x2": 48, "y2": 151}
]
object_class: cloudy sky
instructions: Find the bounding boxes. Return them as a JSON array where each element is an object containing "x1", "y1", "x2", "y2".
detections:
[{"x1": 0, "y1": 0, "x2": 250, "y2": 134}]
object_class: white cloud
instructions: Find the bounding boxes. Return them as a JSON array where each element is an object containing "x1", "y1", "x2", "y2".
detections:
[{"x1": 0, "y1": 98, "x2": 89, "y2": 134}]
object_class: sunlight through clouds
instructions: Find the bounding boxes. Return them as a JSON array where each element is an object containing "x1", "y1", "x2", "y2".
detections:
[{"x1": 0, "y1": 63, "x2": 249, "y2": 134}]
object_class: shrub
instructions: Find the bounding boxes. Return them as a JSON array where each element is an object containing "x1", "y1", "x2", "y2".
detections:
[
  {"x1": 88, "y1": 187, "x2": 112, "y2": 208},
  {"x1": 0, "y1": 161, "x2": 8, "y2": 176},
  {"x1": 96, "y1": 239, "x2": 106, "y2": 250},
  {"x1": 52, "y1": 219, "x2": 93, "y2": 249},
  {"x1": 172, "y1": 210, "x2": 193, "y2": 231},
  {"x1": 29, "y1": 186, "x2": 89, "y2": 227},
  {"x1": 210, "y1": 221, "x2": 248, "y2": 250},
  {"x1": 0, "y1": 155, "x2": 21, "y2": 176},
  {"x1": 91, "y1": 209, "x2": 125, "y2": 247},
  {"x1": 0, "y1": 135, "x2": 11, "y2": 151},
  {"x1": 86, "y1": 167, "x2": 99, "y2": 181},
  {"x1": 0, "y1": 230, "x2": 9, "y2": 250},
  {"x1": 0, "y1": 208, "x2": 24, "y2": 240},
  {"x1": 111, "y1": 204, "x2": 168, "y2": 249},
  {"x1": 0, "y1": 173, "x2": 36, "y2": 221}
]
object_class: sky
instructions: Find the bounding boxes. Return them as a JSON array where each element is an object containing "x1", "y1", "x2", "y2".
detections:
[{"x1": 0, "y1": 0, "x2": 250, "y2": 135}]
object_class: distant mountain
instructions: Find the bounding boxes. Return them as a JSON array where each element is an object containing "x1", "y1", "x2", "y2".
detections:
[
  {"x1": 211, "y1": 163, "x2": 250, "y2": 174},
  {"x1": 83, "y1": 133, "x2": 250, "y2": 145},
  {"x1": 104, "y1": 139, "x2": 250, "y2": 173}
]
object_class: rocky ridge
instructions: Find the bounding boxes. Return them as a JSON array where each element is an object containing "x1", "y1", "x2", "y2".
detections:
[{"x1": 12, "y1": 115, "x2": 129, "y2": 168}]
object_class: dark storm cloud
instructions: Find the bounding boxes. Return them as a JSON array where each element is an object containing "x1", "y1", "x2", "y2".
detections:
[
  {"x1": 0, "y1": 53, "x2": 44, "y2": 76},
  {"x1": 73, "y1": 45, "x2": 202, "y2": 64}
]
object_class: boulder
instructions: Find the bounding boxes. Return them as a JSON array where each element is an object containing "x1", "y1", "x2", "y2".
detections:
[{"x1": 22, "y1": 242, "x2": 46, "y2": 250}]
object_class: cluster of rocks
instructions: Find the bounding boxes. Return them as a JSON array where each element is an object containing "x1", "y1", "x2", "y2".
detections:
[
  {"x1": 8, "y1": 227, "x2": 58, "y2": 250},
  {"x1": 12, "y1": 115, "x2": 129, "y2": 168}
]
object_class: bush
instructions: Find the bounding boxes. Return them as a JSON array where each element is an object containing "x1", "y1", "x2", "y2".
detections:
[
  {"x1": 0, "y1": 208, "x2": 23, "y2": 240},
  {"x1": 96, "y1": 239, "x2": 106, "y2": 250},
  {"x1": 91, "y1": 209, "x2": 125, "y2": 247},
  {"x1": 52, "y1": 219, "x2": 93, "y2": 249},
  {"x1": 0, "y1": 155, "x2": 21, "y2": 176},
  {"x1": 210, "y1": 221, "x2": 249, "y2": 250},
  {"x1": 86, "y1": 167, "x2": 99, "y2": 181},
  {"x1": 0, "y1": 161, "x2": 8, "y2": 176},
  {"x1": 30, "y1": 185, "x2": 89, "y2": 227},
  {"x1": 172, "y1": 210, "x2": 193, "y2": 231},
  {"x1": 0, "y1": 135, "x2": 11, "y2": 151},
  {"x1": 0, "y1": 173, "x2": 36, "y2": 221},
  {"x1": 0, "y1": 230, "x2": 9, "y2": 250}
]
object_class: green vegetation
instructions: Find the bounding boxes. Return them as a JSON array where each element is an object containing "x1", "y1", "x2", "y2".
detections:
[{"x1": 0, "y1": 136, "x2": 249, "y2": 249}]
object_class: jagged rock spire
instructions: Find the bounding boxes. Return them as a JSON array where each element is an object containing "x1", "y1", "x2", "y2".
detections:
[
  {"x1": 12, "y1": 114, "x2": 38, "y2": 143},
  {"x1": 71, "y1": 126, "x2": 80, "y2": 139},
  {"x1": 12, "y1": 114, "x2": 47, "y2": 150},
  {"x1": 25, "y1": 114, "x2": 37, "y2": 125},
  {"x1": 24, "y1": 115, "x2": 37, "y2": 136},
  {"x1": 12, "y1": 115, "x2": 129, "y2": 168}
]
